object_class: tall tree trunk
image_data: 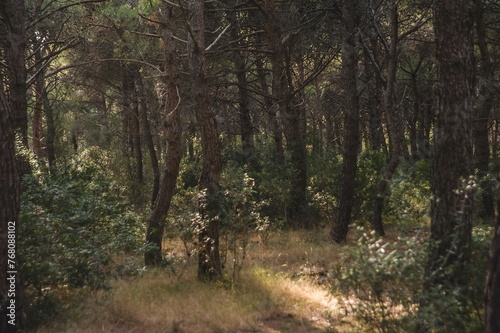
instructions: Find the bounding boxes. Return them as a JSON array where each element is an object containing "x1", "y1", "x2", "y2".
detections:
[
  {"x1": 283, "y1": 49, "x2": 308, "y2": 227},
  {"x1": 331, "y1": 0, "x2": 361, "y2": 243},
  {"x1": 188, "y1": 0, "x2": 223, "y2": 281},
  {"x1": 371, "y1": 0, "x2": 402, "y2": 237},
  {"x1": 44, "y1": 85, "x2": 56, "y2": 171},
  {"x1": 1, "y1": 0, "x2": 30, "y2": 176},
  {"x1": 32, "y1": 83, "x2": 45, "y2": 160},
  {"x1": 137, "y1": 74, "x2": 160, "y2": 206},
  {"x1": 0, "y1": 83, "x2": 25, "y2": 332},
  {"x1": 144, "y1": 3, "x2": 183, "y2": 266},
  {"x1": 264, "y1": 0, "x2": 307, "y2": 226},
  {"x1": 0, "y1": 0, "x2": 28, "y2": 144},
  {"x1": 130, "y1": 74, "x2": 144, "y2": 186},
  {"x1": 228, "y1": 10, "x2": 257, "y2": 169},
  {"x1": 256, "y1": 55, "x2": 285, "y2": 163},
  {"x1": 473, "y1": 0, "x2": 495, "y2": 221},
  {"x1": 418, "y1": 1, "x2": 475, "y2": 331},
  {"x1": 364, "y1": 25, "x2": 385, "y2": 151},
  {"x1": 484, "y1": 173, "x2": 500, "y2": 332}
]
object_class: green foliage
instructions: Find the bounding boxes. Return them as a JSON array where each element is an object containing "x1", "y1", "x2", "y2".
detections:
[
  {"x1": 19, "y1": 161, "x2": 145, "y2": 326},
  {"x1": 333, "y1": 227, "x2": 426, "y2": 333},
  {"x1": 166, "y1": 161, "x2": 269, "y2": 280},
  {"x1": 383, "y1": 159, "x2": 431, "y2": 231},
  {"x1": 252, "y1": 144, "x2": 291, "y2": 227},
  {"x1": 309, "y1": 149, "x2": 342, "y2": 224},
  {"x1": 418, "y1": 225, "x2": 492, "y2": 333},
  {"x1": 353, "y1": 149, "x2": 386, "y2": 222},
  {"x1": 332, "y1": 224, "x2": 491, "y2": 333},
  {"x1": 309, "y1": 148, "x2": 386, "y2": 226},
  {"x1": 219, "y1": 164, "x2": 269, "y2": 280}
]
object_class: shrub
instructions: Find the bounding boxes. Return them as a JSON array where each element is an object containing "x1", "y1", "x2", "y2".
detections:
[
  {"x1": 19, "y1": 161, "x2": 144, "y2": 327},
  {"x1": 383, "y1": 159, "x2": 431, "y2": 232},
  {"x1": 332, "y1": 227, "x2": 426, "y2": 332},
  {"x1": 332, "y1": 224, "x2": 491, "y2": 333}
]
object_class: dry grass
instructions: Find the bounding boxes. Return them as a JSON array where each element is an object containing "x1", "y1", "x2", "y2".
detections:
[{"x1": 37, "y1": 228, "x2": 352, "y2": 333}]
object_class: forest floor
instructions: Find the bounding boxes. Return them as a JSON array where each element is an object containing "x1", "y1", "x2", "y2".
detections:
[{"x1": 37, "y1": 228, "x2": 378, "y2": 333}]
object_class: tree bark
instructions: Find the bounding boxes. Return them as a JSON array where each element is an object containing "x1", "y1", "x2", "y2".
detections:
[
  {"x1": 419, "y1": 0, "x2": 475, "y2": 331},
  {"x1": 188, "y1": 0, "x2": 223, "y2": 281},
  {"x1": 473, "y1": 0, "x2": 495, "y2": 221},
  {"x1": 331, "y1": 0, "x2": 361, "y2": 243},
  {"x1": 256, "y1": 55, "x2": 285, "y2": 163},
  {"x1": 228, "y1": 9, "x2": 257, "y2": 170},
  {"x1": 0, "y1": 0, "x2": 28, "y2": 144},
  {"x1": 137, "y1": 74, "x2": 160, "y2": 206},
  {"x1": 144, "y1": 3, "x2": 183, "y2": 266},
  {"x1": 0, "y1": 82, "x2": 25, "y2": 332},
  {"x1": 130, "y1": 74, "x2": 144, "y2": 186},
  {"x1": 371, "y1": 0, "x2": 402, "y2": 237}
]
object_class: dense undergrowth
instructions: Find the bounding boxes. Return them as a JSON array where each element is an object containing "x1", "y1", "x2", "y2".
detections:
[{"x1": 18, "y1": 148, "x2": 495, "y2": 332}]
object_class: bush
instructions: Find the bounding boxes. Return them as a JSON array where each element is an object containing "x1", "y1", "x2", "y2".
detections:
[
  {"x1": 332, "y1": 224, "x2": 491, "y2": 333},
  {"x1": 333, "y1": 227, "x2": 426, "y2": 332},
  {"x1": 383, "y1": 159, "x2": 431, "y2": 232},
  {"x1": 19, "y1": 161, "x2": 145, "y2": 326}
]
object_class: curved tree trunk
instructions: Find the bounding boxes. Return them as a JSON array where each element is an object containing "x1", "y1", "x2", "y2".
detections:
[{"x1": 144, "y1": 3, "x2": 183, "y2": 266}]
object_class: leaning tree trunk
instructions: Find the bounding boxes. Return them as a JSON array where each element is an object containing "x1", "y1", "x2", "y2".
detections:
[
  {"x1": 188, "y1": 0, "x2": 223, "y2": 281},
  {"x1": 0, "y1": 82, "x2": 25, "y2": 332},
  {"x1": 144, "y1": 3, "x2": 183, "y2": 266},
  {"x1": 418, "y1": 0, "x2": 475, "y2": 331},
  {"x1": 330, "y1": 0, "x2": 361, "y2": 243},
  {"x1": 484, "y1": 174, "x2": 500, "y2": 333}
]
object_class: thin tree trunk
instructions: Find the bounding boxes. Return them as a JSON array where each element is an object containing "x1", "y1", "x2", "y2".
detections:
[
  {"x1": 256, "y1": 53, "x2": 285, "y2": 163},
  {"x1": 283, "y1": 50, "x2": 308, "y2": 227},
  {"x1": 188, "y1": 0, "x2": 223, "y2": 281},
  {"x1": 130, "y1": 75, "x2": 144, "y2": 186},
  {"x1": 331, "y1": 0, "x2": 361, "y2": 243},
  {"x1": 364, "y1": 26, "x2": 385, "y2": 151},
  {"x1": 0, "y1": 83, "x2": 25, "y2": 332},
  {"x1": 44, "y1": 86, "x2": 56, "y2": 171},
  {"x1": 474, "y1": 0, "x2": 495, "y2": 221},
  {"x1": 137, "y1": 74, "x2": 160, "y2": 206},
  {"x1": 228, "y1": 10, "x2": 257, "y2": 169},
  {"x1": 32, "y1": 83, "x2": 45, "y2": 160},
  {"x1": 371, "y1": 0, "x2": 401, "y2": 237},
  {"x1": 145, "y1": 3, "x2": 183, "y2": 266}
]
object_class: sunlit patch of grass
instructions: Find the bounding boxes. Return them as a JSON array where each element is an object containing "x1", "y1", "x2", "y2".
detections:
[
  {"x1": 39, "y1": 228, "x2": 387, "y2": 332},
  {"x1": 38, "y1": 264, "x2": 337, "y2": 333}
]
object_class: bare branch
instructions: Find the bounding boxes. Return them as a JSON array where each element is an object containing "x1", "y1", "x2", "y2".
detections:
[{"x1": 205, "y1": 24, "x2": 231, "y2": 51}]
